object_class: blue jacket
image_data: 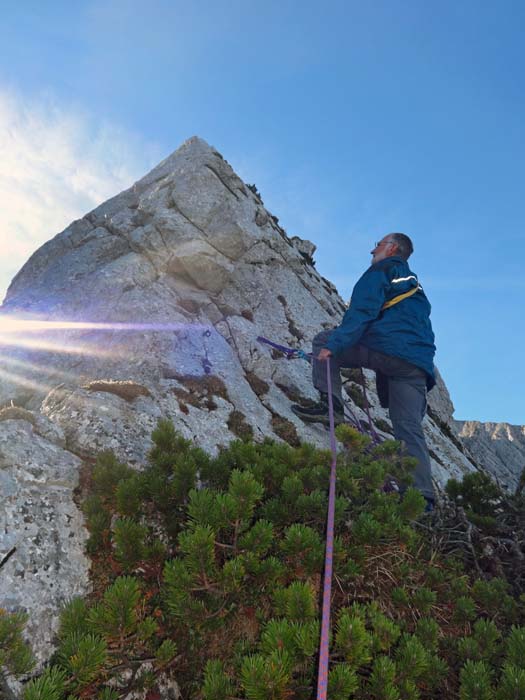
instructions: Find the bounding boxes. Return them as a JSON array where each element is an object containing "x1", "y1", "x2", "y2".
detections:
[{"x1": 325, "y1": 256, "x2": 436, "y2": 389}]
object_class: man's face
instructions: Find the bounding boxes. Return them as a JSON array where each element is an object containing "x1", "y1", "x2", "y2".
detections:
[{"x1": 371, "y1": 236, "x2": 397, "y2": 264}]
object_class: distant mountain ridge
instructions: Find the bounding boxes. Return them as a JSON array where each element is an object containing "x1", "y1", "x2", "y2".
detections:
[{"x1": 455, "y1": 420, "x2": 525, "y2": 491}]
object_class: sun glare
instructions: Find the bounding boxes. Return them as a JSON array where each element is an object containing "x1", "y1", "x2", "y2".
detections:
[
  {"x1": 0, "y1": 320, "x2": 197, "y2": 333},
  {"x1": 0, "y1": 318, "x2": 211, "y2": 360},
  {"x1": 0, "y1": 365, "x2": 55, "y2": 394},
  {"x1": 0, "y1": 353, "x2": 81, "y2": 381},
  {"x1": 0, "y1": 333, "x2": 117, "y2": 358}
]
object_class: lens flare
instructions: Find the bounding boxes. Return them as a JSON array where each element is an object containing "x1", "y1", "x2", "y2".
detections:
[
  {"x1": 0, "y1": 353, "x2": 80, "y2": 382},
  {"x1": 0, "y1": 319, "x2": 204, "y2": 333},
  {"x1": 0, "y1": 366, "x2": 55, "y2": 394},
  {"x1": 0, "y1": 318, "x2": 209, "y2": 358}
]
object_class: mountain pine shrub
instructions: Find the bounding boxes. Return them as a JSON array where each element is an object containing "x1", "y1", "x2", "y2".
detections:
[
  {"x1": 0, "y1": 610, "x2": 34, "y2": 678},
  {"x1": 446, "y1": 471, "x2": 503, "y2": 528},
  {"x1": 22, "y1": 666, "x2": 67, "y2": 700},
  {"x1": 16, "y1": 419, "x2": 525, "y2": 698}
]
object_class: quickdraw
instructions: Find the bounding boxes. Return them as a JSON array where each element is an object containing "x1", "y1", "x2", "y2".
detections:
[
  {"x1": 257, "y1": 335, "x2": 381, "y2": 444},
  {"x1": 201, "y1": 329, "x2": 212, "y2": 375},
  {"x1": 256, "y1": 335, "x2": 311, "y2": 361}
]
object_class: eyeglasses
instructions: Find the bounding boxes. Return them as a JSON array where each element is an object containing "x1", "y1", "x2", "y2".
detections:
[{"x1": 374, "y1": 240, "x2": 393, "y2": 249}]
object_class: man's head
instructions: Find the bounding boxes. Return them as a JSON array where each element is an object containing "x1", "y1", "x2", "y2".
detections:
[{"x1": 371, "y1": 232, "x2": 413, "y2": 264}]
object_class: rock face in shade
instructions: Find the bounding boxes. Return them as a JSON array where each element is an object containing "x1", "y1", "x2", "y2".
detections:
[
  {"x1": 454, "y1": 420, "x2": 525, "y2": 492},
  {"x1": 0, "y1": 136, "x2": 520, "y2": 675}
]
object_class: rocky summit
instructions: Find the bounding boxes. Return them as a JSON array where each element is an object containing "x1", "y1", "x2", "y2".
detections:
[{"x1": 0, "y1": 136, "x2": 522, "y2": 675}]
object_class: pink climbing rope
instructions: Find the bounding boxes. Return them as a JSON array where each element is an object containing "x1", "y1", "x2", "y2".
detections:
[
  {"x1": 316, "y1": 357, "x2": 338, "y2": 700},
  {"x1": 256, "y1": 335, "x2": 377, "y2": 697}
]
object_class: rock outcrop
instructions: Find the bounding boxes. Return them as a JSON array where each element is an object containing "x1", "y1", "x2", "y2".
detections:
[
  {"x1": 0, "y1": 136, "x2": 519, "y2": 679},
  {"x1": 0, "y1": 416, "x2": 90, "y2": 666},
  {"x1": 455, "y1": 420, "x2": 525, "y2": 492}
]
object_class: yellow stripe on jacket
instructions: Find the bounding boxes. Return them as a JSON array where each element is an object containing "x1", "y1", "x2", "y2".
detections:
[{"x1": 381, "y1": 285, "x2": 420, "y2": 311}]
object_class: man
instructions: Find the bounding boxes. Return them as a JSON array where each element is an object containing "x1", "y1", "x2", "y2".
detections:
[{"x1": 291, "y1": 233, "x2": 436, "y2": 506}]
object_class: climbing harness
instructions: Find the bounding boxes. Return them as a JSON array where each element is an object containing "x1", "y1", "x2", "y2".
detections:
[
  {"x1": 381, "y1": 285, "x2": 419, "y2": 311},
  {"x1": 346, "y1": 283, "x2": 420, "y2": 314}
]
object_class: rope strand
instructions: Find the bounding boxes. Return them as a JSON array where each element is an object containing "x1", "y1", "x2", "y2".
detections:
[{"x1": 316, "y1": 358, "x2": 338, "y2": 699}]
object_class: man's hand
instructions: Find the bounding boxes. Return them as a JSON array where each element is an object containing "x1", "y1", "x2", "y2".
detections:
[{"x1": 317, "y1": 348, "x2": 333, "y2": 361}]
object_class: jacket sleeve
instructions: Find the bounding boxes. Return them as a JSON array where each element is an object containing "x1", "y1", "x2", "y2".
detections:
[{"x1": 325, "y1": 266, "x2": 390, "y2": 356}]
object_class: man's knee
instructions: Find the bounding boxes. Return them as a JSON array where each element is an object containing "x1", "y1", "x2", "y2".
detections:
[
  {"x1": 388, "y1": 379, "x2": 426, "y2": 422},
  {"x1": 391, "y1": 418, "x2": 425, "y2": 438}
]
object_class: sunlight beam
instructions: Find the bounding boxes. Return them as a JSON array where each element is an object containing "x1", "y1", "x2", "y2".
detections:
[
  {"x1": 0, "y1": 334, "x2": 117, "y2": 358},
  {"x1": 0, "y1": 320, "x2": 206, "y2": 333},
  {"x1": 0, "y1": 353, "x2": 82, "y2": 382},
  {"x1": 0, "y1": 366, "x2": 55, "y2": 394}
]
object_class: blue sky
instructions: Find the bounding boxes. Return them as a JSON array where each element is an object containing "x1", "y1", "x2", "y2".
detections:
[{"x1": 1, "y1": 0, "x2": 524, "y2": 424}]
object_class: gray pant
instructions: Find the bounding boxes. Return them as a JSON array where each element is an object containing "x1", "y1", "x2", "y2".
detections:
[{"x1": 312, "y1": 330, "x2": 434, "y2": 500}]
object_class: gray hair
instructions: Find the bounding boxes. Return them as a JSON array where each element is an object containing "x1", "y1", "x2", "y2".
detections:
[{"x1": 387, "y1": 232, "x2": 413, "y2": 260}]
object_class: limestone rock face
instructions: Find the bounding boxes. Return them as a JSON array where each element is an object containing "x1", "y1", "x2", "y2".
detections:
[
  {"x1": 0, "y1": 418, "x2": 90, "y2": 666},
  {"x1": 427, "y1": 367, "x2": 455, "y2": 426},
  {"x1": 0, "y1": 135, "x2": 517, "y2": 678},
  {"x1": 455, "y1": 420, "x2": 525, "y2": 491}
]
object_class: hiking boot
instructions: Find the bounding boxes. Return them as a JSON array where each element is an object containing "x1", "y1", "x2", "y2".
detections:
[
  {"x1": 424, "y1": 497, "x2": 435, "y2": 513},
  {"x1": 291, "y1": 393, "x2": 345, "y2": 426},
  {"x1": 382, "y1": 475, "x2": 401, "y2": 495}
]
